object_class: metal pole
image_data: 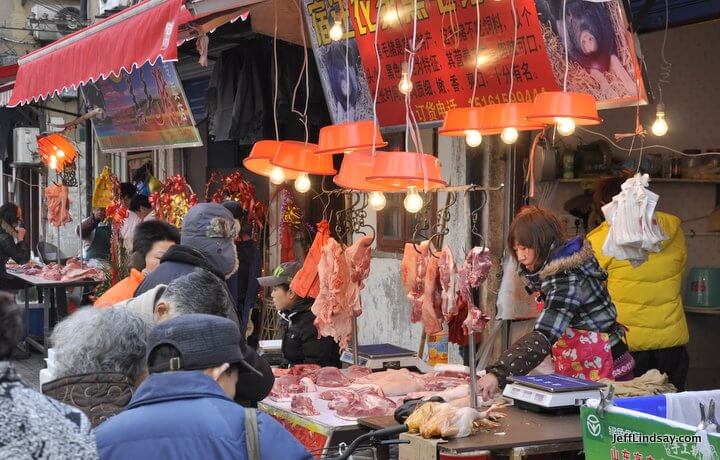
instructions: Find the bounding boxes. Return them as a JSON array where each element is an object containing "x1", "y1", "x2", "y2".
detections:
[
  {"x1": 345, "y1": 193, "x2": 359, "y2": 366},
  {"x1": 78, "y1": 158, "x2": 84, "y2": 269},
  {"x1": 464, "y1": 191, "x2": 478, "y2": 410}
]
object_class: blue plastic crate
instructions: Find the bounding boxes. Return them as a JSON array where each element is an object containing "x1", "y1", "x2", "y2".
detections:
[
  {"x1": 26, "y1": 306, "x2": 44, "y2": 337},
  {"x1": 614, "y1": 394, "x2": 667, "y2": 418}
]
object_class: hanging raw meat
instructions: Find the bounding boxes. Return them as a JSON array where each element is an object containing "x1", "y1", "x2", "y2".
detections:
[
  {"x1": 406, "y1": 241, "x2": 430, "y2": 324},
  {"x1": 45, "y1": 184, "x2": 72, "y2": 227},
  {"x1": 438, "y1": 247, "x2": 457, "y2": 320},
  {"x1": 290, "y1": 220, "x2": 329, "y2": 299},
  {"x1": 456, "y1": 247, "x2": 492, "y2": 309},
  {"x1": 421, "y1": 252, "x2": 443, "y2": 335},
  {"x1": 448, "y1": 295, "x2": 481, "y2": 346},
  {"x1": 311, "y1": 238, "x2": 354, "y2": 349},
  {"x1": 400, "y1": 243, "x2": 419, "y2": 295},
  {"x1": 345, "y1": 234, "x2": 373, "y2": 316},
  {"x1": 462, "y1": 306, "x2": 490, "y2": 335}
]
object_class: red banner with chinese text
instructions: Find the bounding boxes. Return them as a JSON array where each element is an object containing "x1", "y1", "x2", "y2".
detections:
[
  {"x1": 303, "y1": 0, "x2": 648, "y2": 128},
  {"x1": 352, "y1": 0, "x2": 557, "y2": 126}
]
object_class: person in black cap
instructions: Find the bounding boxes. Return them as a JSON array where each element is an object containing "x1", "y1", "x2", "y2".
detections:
[
  {"x1": 95, "y1": 314, "x2": 310, "y2": 460},
  {"x1": 258, "y1": 262, "x2": 341, "y2": 368}
]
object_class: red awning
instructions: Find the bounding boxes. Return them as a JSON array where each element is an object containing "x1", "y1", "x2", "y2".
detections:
[{"x1": 9, "y1": 0, "x2": 183, "y2": 107}]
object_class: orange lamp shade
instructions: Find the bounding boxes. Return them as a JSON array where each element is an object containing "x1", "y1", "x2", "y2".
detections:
[
  {"x1": 316, "y1": 121, "x2": 388, "y2": 155},
  {"x1": 527, "y1": 91, "x2": 602, "y2": 125},
  {"x1": 366, "y1": 151, "x2": 446, "y2": 190},
  {"x1": 479, "y1": 102, "x2": 546, "y2": 134},
  {"x1": 333, "y1": 151, "x2": 396, "y2": 191},
  {"x1": 37, "y1": 133, "x2": 78, "y2": 169},
  {"x1": 439, "y1": 107, "x2": 485, "y2": 137},
  {"x1": 243, "y1": 140, "x2": 299, "y2": 180},
  {"x1": 271, "y1": 141, "x2": 336, "y2": 176}
]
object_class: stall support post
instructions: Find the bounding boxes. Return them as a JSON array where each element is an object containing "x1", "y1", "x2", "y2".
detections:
[
  {"x1": 463, "y1": 191, "x2": 479, "y2": 410},
  {"x1": 345, "y1": 193, "x2": 359, "y2": 366}
]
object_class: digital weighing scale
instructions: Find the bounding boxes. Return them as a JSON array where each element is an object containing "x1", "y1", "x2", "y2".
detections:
[
  {"x1": 503, "y1": 374, "x2": 605, "y2": 414},
  {"x1": 340, "y1": 343, "x2": 432, "y2": 372}
]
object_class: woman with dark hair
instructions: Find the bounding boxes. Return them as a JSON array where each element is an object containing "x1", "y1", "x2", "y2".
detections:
[
  {"x1": 95, "y1": 220, "x2": 180, "y2": 307},
  {"x1": 0, "y1": 293, "x2": 98, "y2": 457},
  {"x1": 0, "y1": 202, "x2": 30, "y2": 291},
  {"x1": 477, "y1": 206, "x2": 633, "y2": 399}
]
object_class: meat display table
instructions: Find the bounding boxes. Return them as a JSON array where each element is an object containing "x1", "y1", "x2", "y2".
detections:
[
  {"x1": 358, "y1": 405, "x2": 583, "y2": 459},
  {"x1": 9, "y1": 271, "x2": 102, "y2": 356},
  {"x1": 259, "y1": 398, "x2": 368, "y2": 458}
]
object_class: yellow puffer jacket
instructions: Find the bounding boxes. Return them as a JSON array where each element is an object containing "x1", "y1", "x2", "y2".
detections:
[{"x1": 587, "y1": 212, "x2": 689, "y2": 352}]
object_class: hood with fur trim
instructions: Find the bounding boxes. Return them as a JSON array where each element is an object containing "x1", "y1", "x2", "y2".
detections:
[{"x1": 539, "y1": 236, "x2": 607, "y2": 281}]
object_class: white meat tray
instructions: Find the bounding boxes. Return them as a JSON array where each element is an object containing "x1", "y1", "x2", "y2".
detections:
[{"x1": 260, "y1": 385, "x2": 405, "y2": 428}]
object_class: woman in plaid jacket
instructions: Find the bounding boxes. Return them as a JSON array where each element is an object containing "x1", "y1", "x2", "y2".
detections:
[{"x1": 478, "y1": 206, "x2": 634, "y2": 399}]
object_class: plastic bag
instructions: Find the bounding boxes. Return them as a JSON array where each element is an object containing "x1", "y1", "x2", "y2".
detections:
[
  {"x1": 496, "y1": 255, "x2": 538, "y2": 320},
  {"x1": 601, "y1": 174, "x2": 667, "y2": 267},
  {"x1": 92, "y1": 166, "x2": 114, "y2": 209}
]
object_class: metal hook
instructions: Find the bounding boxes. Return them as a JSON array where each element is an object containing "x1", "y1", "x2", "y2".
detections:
[{"x1": 596, "y1": 385, "x2": 615, "y2": 418}]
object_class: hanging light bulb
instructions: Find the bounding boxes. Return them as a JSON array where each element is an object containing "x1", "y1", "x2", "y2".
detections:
[
  {"x1": 501, "y1": 127, "x2": 519, "y2": 144},
  {"x1": 403, "y1": 186, "x2": 423, "y2": 213},
  {"x1": 465, "y1": 130, "x2": 482, "y2": 147},
  {"x1": 294, "y1": 173, "x2": 311, "y2": 193},
  {"x1": 556, "y1": 117, "x2": 576, "y2": 136},
  {"x1": 329, "y1": 20, "x2": 343, "y2": 41},
  {"x1": 269, "y1": 166, "x2": 286, "y2": 185},
  {"x1": 48, "y1": 155, "x2": 58, "y2": 170},
  {"x1": 368, "y1": 191, "x2": 386, "y2": 211},
  {"x1": 651, "y1": 104, "x2": 668, "y2": 136},
  {"x1": 398, "y1": 62, "x2": 413, "y2": 95}
]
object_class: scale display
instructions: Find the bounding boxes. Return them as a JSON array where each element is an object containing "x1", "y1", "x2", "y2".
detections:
[{"x1": 508, "y1": 374, "x2": 606, "y2": 393}]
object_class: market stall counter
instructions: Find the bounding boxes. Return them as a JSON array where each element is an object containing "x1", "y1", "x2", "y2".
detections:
[
  {"x1": 358, "y1": 406, "x2": 583, "y2": 460},
  {"x1": 8, "y1": 261, "x2": 104, "y2": 355},
  {"x1": 259, "y1": 396, "x2": 369, "y2": 458}
]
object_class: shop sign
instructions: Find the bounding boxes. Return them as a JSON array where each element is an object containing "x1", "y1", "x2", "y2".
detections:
[
  {"x1": 581, "y1": 405, "x2": 720, "y2": 460},
  {"x1": 303, "y1": 0, "x2": 649, "y2": 128},
  {"x1": 82, "y1": 60, "x2": 202, "y2": 152}
]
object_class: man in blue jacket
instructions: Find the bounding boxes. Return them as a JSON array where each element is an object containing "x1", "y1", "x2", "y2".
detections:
[{"x1": 95, "y1": 314, "x2": 311, "y2": 460}]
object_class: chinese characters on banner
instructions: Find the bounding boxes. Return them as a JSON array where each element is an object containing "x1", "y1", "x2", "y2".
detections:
[
  {"x1": 303, "y1": 0, "x2": 647, "y2": 128},
  {"x1": 83, "y1": 60, "x2": 202, "y2": 152}
]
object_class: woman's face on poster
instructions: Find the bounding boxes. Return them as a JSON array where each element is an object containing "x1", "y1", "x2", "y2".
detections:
[{"x1": 579, "y1": 29, "x2": 598, "y2": 54}]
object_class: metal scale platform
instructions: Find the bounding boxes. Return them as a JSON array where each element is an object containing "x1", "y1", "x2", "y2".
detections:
[
  {"x1": 340, "y1": 343, "x2": 432, "y2": 372},
  {"x1": 503, "y1": 374, "x2": 605, "y2": 414}
]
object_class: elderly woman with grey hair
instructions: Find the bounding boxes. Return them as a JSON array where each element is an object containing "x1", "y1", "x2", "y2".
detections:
[{"x1": 42, "y1": 307, "x2": 150, "y2": 427}]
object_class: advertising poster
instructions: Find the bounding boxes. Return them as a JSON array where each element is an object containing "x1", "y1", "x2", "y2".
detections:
[
  {"x1": 83, "y1": 60, "x2": 202, "y2": 152},
  {"x1": 303, "y1": 0, "x2": 648, "y2": 128}
]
